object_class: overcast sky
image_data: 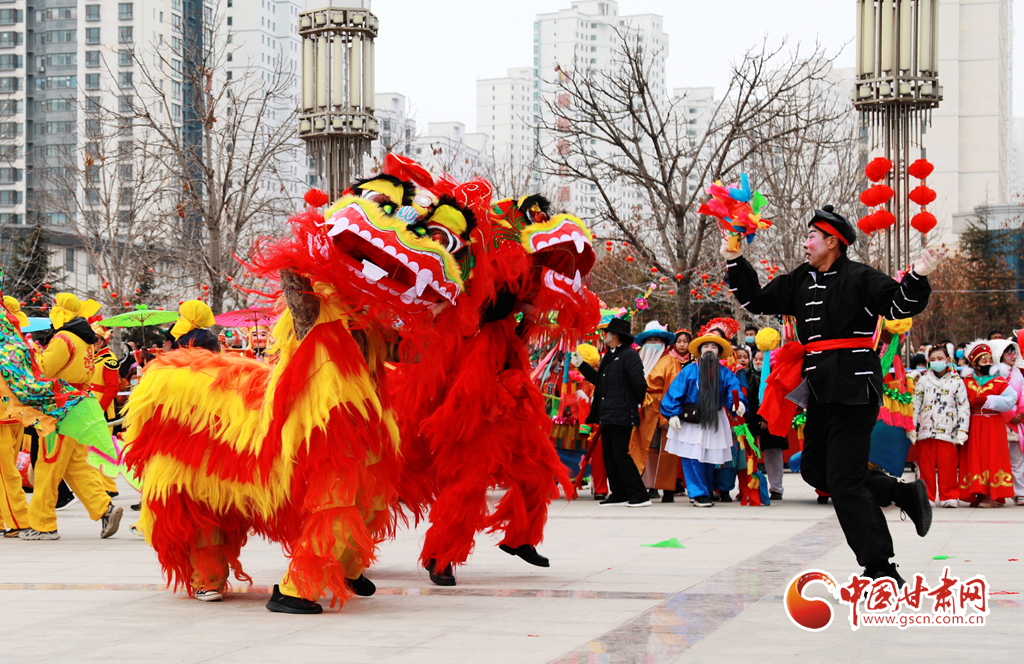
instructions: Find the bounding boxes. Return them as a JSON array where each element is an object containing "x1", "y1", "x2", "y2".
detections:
[{"x1": 372, "y1": 0, "x2": 1024, "y2": 132}]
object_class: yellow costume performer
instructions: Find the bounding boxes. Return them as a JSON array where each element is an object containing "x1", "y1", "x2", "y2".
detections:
[
  {"x1": 23, "y1": 293, "x2": 123, "y2": 540},
  {"x1": 0, "y1": 296, "x2": 29, "y2": 535}
]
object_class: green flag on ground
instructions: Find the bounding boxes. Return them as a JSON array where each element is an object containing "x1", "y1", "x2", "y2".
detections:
[{"x1": 641, "y1": 538, "x2": 685, "y2": 549}]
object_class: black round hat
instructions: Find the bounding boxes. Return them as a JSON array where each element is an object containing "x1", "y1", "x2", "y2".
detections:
[
  {"x1": 809, "y1": 205, "x2": 857, "y2": 246},
  {"x1": 605, "y1": 317, "x2": 634, "y2": 344}
]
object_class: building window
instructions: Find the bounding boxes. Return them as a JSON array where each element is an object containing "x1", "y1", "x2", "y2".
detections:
[
  {"x1": 85, "y1": 73, "x2": 100, "y2": 90},
  {"x1": 171, "y1": 59, "x2": 181, "y2": 74},
  {"x1": 0, "y1": 78, "x2": 18, "y2": 92},
  {"x1": 0, "y1": 54, "x2": 20, "y2": 70},
  {"x1": 46, "y1": 75, "x2": 76, "y2": 89},
  {"x1": 0, "y1": 100, "x2": 20, "y2": 115},
  {"x1": 119, "y1": 187, "x2": 133, "y2": 206},
  {"x1": 118, "y1": 27, "x2": 133, "y2": 44},
  {"x1": 45, "y1": 7, "x2": 76, "y2": 20},
  {"x1": 85, "y1": 96, "x2": 100, "y2": 112},
  {"x1": 85, "y1": 5, "x2": 100, "y2": 21},
  {"x1": 172, "y1": 80, "x2": 182, "y2": 101},
  {"x1": 0, "y1": 32, "x2": 22, "y2": 48},
  {"x1": 48, "y1": 30, "x2": 77, "y2": 43},
  {"x1": 0, "y1": 167, "x2": 21, "y2": 184},
  {"x1": 85, "y1": 119, "x2": 100, "y2": 136},
  {"x1": 0, "y1": 9, "x2": 23, "y2": 26},
  {"x1": 0, "y1": 190, "x2": 22, "y2": 206},
  {"x1": 86, "y1": 188, "x2": 100, "y2": 205},
  {"x1": 119, "y1": 95, "x2": 132, "y2": 112},
  {"x1": 45, "y1": 53, "x2": 75, "y2": 67},
  {"x1": 118, "y1": 72, "x2": 132, "y2": 88},
  {"x1": 118, "y1": 48, "x2": 132, "y2": 67},
  {"x1": 65, "y1": 248, "x2": 75, "y2": 271},
  {"x1": 118, "y1": 3, "x2": 133, "y2": 20},
  {"x1": 226, "y1": 16, "x2": 232, "y2": 26},
  {"x1": 85, "y1": 51, "x2": 100, "y2": 67},
  {"x1": 85, "y1": 28, "x2": 99, "y2": 44},
  {"x1": 172, "y1": 0, "x2": 182, "y2": 11}
]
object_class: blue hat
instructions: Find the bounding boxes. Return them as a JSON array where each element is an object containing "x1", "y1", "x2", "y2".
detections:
[{"x1": 634, "y1": 320, "x2": 675, "y2": 345}]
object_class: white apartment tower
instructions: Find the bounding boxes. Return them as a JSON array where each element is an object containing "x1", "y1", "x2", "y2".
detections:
[
  {"x1": 476, "y1": 66, "x2": 534, "y2": 169},
  {"x1": 534, "y1": 0, "x2": 667, "y2": 216}
]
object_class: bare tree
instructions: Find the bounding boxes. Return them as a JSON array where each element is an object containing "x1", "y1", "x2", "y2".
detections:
[
  {"x1": 119, "y1": 6, "x2": 305, "y2": 312},
  {"x1": 538, "y1": 34, "x2": 851, "y2": 326}
]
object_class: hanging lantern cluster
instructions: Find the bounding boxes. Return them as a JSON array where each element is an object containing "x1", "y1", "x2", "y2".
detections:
[
  {"x1": 857, "y1": 157, "x2": 896, "y2": 235},
  {"x1": 908, "y1": 159, "x2": 937, "y2": 235}
]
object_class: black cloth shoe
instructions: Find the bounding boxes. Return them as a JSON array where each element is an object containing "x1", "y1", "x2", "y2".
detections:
[
  {"x1": 130, "y1": 503, "x2": 141, "y2": 511},
  {"x1": 425, "y1": 559, "x2": 456, "y2": 586},
  {"x1": 345, "y1": 574, "x2": 376, "y2": 597},
  {"x1": 647, "y1": 488, "x2": 659, "y2": 499},
  {"x1": 499, "y1": 544, "x2": 550, "y2": 568},
  {"x1": 661, "y1": 491, "x2": 675, "y2": 503},
  {"x1": 817, "y1": 495, "x2": 830, "y2": 504},
  {"x1": 55, "y1": 481, "x2": 74, "y2": 510},
  {"x1": 106, "y1": 491, "x2": 119, "y2": 498},
  {"x1": 693, "y1": 495, "x2": 714, "y2": 507},
  {"x1": 266, "y1": 584, "x2": 323, "y2": 614},
  {"x1": 719, "y1": 492, "x2": 733, "y2": 503},
  {"x1": 864, "y1": 561, "x2": 906, "y2": 589},
  {"x1": 593, "y1": 493, "x2": 607, "y2": 501},
  {"x1": 769, "y1": 491, "x2": 783, "y2": 501},
  {"x1": 599, "y1": 495, "x2": 628, "y2": 506},
  {"x1": 895, "y1": 479, "x2": 933, "y2": 537}
]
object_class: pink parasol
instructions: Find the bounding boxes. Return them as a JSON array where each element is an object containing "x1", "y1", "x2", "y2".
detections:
[{"x1": 213, "y1": 306, "x2": 279, "y2": 329}]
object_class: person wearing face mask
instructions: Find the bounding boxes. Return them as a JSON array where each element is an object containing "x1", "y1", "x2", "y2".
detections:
[
  {"x1": 572, "y1": 317, "x2": 650, "y2": 507},
  {"x1": 959, "y1": 342, "x2": 1017, "y2": 507},
  {"x1": 723, "y1": 205, "x2": 941, "y2": 586},
  {"x1": 912, "y1": 344, "x2": 969, "y2": 507},
  {"x1": 988, "y1": 339, "x2": 1024, "y2": 505},
  {"x1": 744, "y1": 327, "x2": 758, "y2": 350},
  {"x1": 660, "y1": 333, "x2": 746, "y2": 507}
]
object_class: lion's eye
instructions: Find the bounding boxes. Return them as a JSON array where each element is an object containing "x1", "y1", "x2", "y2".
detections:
[
  {"x1": 426, "y1": 225, "x2": 464, "y2": 254},
  {"x1": 361, "y1": 189, "x2": 393, "y2": 208}
]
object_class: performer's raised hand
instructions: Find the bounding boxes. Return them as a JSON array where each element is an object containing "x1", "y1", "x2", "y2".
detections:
[
  {"x1": 912, "y1": 246, "x2": 945, "y2": 276},
  {"x1": 733, "y1": 401, "x2": 746, "y2": 418},
  {"x1": 669, "y1": 416, "x2": 682, "y2": 431},
  {"x1": 569, "y1": 350, "x2": 584, "y2": 368},
  {"x1": 719, "y1": 237, "x2": 742, "y2": 260}
]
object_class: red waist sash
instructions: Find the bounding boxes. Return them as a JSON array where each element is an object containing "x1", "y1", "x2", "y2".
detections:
[{"x1": 759, "y1": 337, "x2": 877, "y2": 436}]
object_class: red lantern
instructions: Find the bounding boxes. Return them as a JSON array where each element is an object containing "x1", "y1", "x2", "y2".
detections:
[
  {"x1": 123, "y1": 301, "x2": 131, "y2": 307},
  {"x1": 874, "y1": 209, "x2": 897, "y2": 230},
  {"x1": 110, "y1": 292, "x2": 118, "y2": 298},
  {"x1": 695, "y1": 294, "x2": 703, "y2": 300},
  {"x1": 908, "y1": 186, "x2": 937, "y2": 206},
  {"x1": 857, "y1": 214, "x2": 876, "y2": 235},
  {"x1": 226, "y1": 276, "x2": 233, "y2": 283},
  {"x1": 202, "y1": 284, "x2": 209, "y2": 290},
  {"x1": 690, "y1": 289, "x2": 697, "y2": 295},
  {"x1": 859, "y1": 184, "x2": 894, "y2": 208},
  {"x1": 148, "y1": 268, "x2": 154, "y2": 273},
  {"x1": 102, "y1": 282, "x2": 109, "y2": 289},
  {"x1": 864, "y1": 157, "x2": 893, "y2": 182},
  {"x1": 668, "y1": 290, "x2": 675, "y2": 295},
  {"x1": 911, "y1": 211, "x2": 938, "y2": 234},
  {"x1": 179, "y1": 300, "x2": 184, "y2": 305},
  {"x1": 674, "y1": 273, "x2": 683, "y2": 281},
  {"x1": 701, "y1": 273, "x2": 709, "y2": 281},
  {"x1": 622, "y1": 242, "x2": 630, "y2": 247},
  {"x1": 304, "y1": 188, "x2": 329, "y2": 208},
  {"x1": 659, "y1": 276, "x2": 667, "y2": 283},
  {"x1": 650, "y1": 267, "x2": 658, "y2": 274},
  {"x1": 625, "y1": 256, "x2": 634, "y2": 263},
  {"x1": 135, "y1": 289, "x2": 141, "y2": 294},
  {"x1": 907, "y1": 159, "x2": 934, "y2": 180}
]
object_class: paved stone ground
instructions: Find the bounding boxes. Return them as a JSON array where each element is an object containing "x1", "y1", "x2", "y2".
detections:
[{"x1": 1, "y1": 471, "x2": 1021, "y2": 663}]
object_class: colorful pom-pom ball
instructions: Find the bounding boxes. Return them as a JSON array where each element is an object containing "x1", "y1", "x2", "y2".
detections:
[
  {"x1": 755, "y1": 327, "x2": 781, "y2": 352},
  {"x1": 884, "y1": 318, "x2": 913, "y2": 335}
]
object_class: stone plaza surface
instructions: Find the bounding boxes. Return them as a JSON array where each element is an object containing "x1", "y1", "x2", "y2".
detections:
[{"x1": 1, "y1": 472, "x2": 1022, "y2": 663}]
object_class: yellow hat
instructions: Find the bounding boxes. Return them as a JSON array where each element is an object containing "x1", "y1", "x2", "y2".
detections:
[
  {"x1": 171, "y1": 300, "x2": 215, "y2": 340},
  {"x1": 689, "y1": 334, "x2": 733, "y2": 359},
  {"x1": 2, "y1": 295, "x2": 28, "y2": 327},
  {"x1": 49, "y1": 292, "x2": 101, "y2": 329}
]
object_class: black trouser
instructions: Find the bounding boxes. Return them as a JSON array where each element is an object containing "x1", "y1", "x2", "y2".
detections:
[
  {"x1": 801, "y1": 397, "x2": 899, "y2": 568},
  {"x1": 601, "y1": 424, "x2": 647, "y2": 502}
]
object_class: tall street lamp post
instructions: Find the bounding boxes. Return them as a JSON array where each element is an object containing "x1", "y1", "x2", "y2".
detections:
[
  {"x1": 853, "y1": 0, "x2": 942, "y2": 276},
  {"x1": 298, "y1": 2, "x2": 379, "y2": 199}
]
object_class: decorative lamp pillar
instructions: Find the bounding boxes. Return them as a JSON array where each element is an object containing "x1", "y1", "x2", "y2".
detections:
[
  {"x1": 298, "y1": 3, "x2": 379, "y2": 199},
  {"x1": 853, "y1": 0, "x2": 941, "y2": 276}
]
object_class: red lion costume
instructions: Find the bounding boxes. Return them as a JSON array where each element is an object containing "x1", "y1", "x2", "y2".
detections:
[
  {"x1": 392, "y1": 191, "x2": 601, "y2": 585},
  {"x1": 123, "y1": 156, "x2": 475, "y2": 613}
]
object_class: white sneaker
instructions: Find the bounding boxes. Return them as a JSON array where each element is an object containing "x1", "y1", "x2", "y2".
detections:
[
  {"x1": 100, "y1": 504, "x2": 124, "y2": 538},
  {"x1": 195, "y1": 589, "x2": 223, "y2": 602},
  {"x1": 1013, "y1": 496, "x2": 1024, "y2": 506},
  {"x1": 937, "y1": 499, "x2": 958, "y2": 508}
]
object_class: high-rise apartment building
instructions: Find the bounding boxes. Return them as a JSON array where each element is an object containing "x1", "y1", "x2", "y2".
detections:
[{"x1": 476, "y1": 66, "x2": 534, "y2": 169}]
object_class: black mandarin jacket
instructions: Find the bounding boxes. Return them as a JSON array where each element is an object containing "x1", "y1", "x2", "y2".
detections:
[
  {"x1": 578, "y1": 344, "x2": 648, "y2": 427},
  {"x1": 726, "y1": 254, "x2": 931, "y2": 405}
]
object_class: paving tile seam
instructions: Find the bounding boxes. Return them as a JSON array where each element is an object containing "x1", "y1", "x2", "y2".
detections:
[{"x1": 547, "y1": 515, "x2": 847, "y2": 664}]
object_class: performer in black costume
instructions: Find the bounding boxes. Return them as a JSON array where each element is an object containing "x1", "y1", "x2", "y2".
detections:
[{"x1": 723, "y1": 205, "x2": 943, "y2": 585}]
